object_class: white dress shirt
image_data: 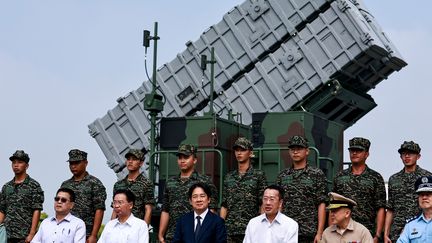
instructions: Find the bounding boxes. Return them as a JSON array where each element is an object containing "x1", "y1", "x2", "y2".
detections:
[
  {"x1": 31, "y1": 213, "x2": 86, "y2": 243},
  {"x1": 194, "y1": 208, "x2": 209, "y2": 230},
  {"x1": 98, "y1": 214, "x2": 148, "y2": 243},
  {"x1": 243, "y1": 212, "x2": 298, "y2": 243}
]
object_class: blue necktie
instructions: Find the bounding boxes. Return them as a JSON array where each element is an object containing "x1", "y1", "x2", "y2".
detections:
[{"x1": 195, "y1": 215, "x2": 202, "y2": 242}]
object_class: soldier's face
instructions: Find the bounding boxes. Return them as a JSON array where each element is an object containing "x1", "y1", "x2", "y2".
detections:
[
  {"x1": 189, "y1": 187, "x2": 210, "y2": 215},
  {"x1": 177, "y1": 154, "x2": 196, "y2": 173},
  {"x1": 11, "y1": 159, "x2": 28, "y2": 175},
  {"x1": 288, "y1": 146, "x2": 309, "y2": 163},
  {"x1": 54, "y1": 191, "x2": 74, "y2": 216},
  {"x1": 400, "y1": 151, "x2": 420, "y2": 167},
  {"x1": 234, "y1": 148, "x2": 252, "y2": 163},
  {"x1": 126, "y1": 155, "x2": 143, "y2": 172},
  {"x1": 418, "y1": 192, "x2": 432, "y2": 210},
  {"x1": 262, "y1": 189, "x2": 282, "y2": 218},
  {"x1": 329, "y1": 207, "x2": 350, "y2": 227},
  {"x1": 349, "y1": 149, "x2": 368, "y2": 164},
  {"x1": 68, "y1": 160, "x2": 87, "y2": 177}
]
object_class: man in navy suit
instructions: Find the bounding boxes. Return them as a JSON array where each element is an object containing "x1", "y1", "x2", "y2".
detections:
[{"x1": 173, "y1": 182, "x2": 227, "y2": 243}]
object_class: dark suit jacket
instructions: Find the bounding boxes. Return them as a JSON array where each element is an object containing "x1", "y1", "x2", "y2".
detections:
[{"x1": 173, "y1": 210, "x2": 227, "y2": 243}]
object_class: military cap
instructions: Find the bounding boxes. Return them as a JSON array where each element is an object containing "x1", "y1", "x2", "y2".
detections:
[
  {"x1": 326, "y1": 192, "x2": 357, "y2": 210},
  {"x1": 9, "y1": 150, "x2": 30, "y2": 163},
  {"x1": 176, "y1": 144, "x2": 197, "y2": 156},
  {"x1": 348, "y1": 137, "x2": 370, "y2": 151},
  {"x1": 398, "y1": 141, "x2": 421, "y2": 154},
  {"x1": 415, "y1": 176, "x2": 432, "y2": 193},
  {"x1": 125, "y1": 148, "x2": 146, "y2": 161},
  {"x1": 233, "y1": 137, "x2": 253, "y2": 150},
  {"x1": 67, "y1": 149, "x2": 87, "y2": 162},
  {"x1": 288, "y1": 135, "x2": 309, "y2": 148}
]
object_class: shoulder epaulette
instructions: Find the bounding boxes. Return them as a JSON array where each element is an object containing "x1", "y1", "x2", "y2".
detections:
[{"x1": 405, "y1": 214, "x2": 420, "y2": 223}]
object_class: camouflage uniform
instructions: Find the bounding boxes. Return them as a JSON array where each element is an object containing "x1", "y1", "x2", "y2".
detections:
[
  {"x1": 113, "y1": 173, "x2": 155, "y2": 219},
  {"x1": 276, "y1": 164, "x2": 327, "y2": 241},
  {"x1": 161, "y1": 170, "x2": 218, "y2": 240},
  {"x1": 387, "y1": 166, "x2": 431, "y2": 241},
  {"x1": 332, "y1": 165, "x2": 386, "y2": 236},
  {"x1": 274, "y1": 135, "x2": 328, "y2": 242},
  {"x1": 0, "y1": 175, "x2": 44, "y2": 241},
  {"x1": 221, "y1": 165, "x2": 267, "y2": 239},
  {"x1": 61, "y1": 172, "x2": 107, "y2": 237},
  {"x1": 387, "y1": 141, "x2": 432, "y2": 241}
]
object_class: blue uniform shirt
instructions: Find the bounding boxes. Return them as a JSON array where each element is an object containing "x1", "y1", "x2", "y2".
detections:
[{"x1": 397, "y1": 214, "x2": 432, "y2": 243}]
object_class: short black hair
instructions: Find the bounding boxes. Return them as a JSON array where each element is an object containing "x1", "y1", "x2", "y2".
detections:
[
  {"x1": 264, "y1": 184, "x2": 284, "y2": 199},
  {"x1": 57, "y1": 187, "x2": 76, "y2": 202},
  {"x1": 188, "y1": 182, "x2": 211, "y2": 199},
  {"x1": 114, "y1": 189, "x2": 136, "y2": 205}
]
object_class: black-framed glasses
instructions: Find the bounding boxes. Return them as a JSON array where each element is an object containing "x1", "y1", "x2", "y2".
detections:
[{"x1": 54, "y1": 196, "x2": 69, "y2": 203}]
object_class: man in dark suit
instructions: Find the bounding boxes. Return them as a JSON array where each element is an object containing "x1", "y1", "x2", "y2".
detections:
[{"x1": 173, "y1": 182, "x2": 227, "y2": 243}]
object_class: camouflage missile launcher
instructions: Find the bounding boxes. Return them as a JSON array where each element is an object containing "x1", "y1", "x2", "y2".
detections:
[{"x1": 88, "y1": 0, "x2": 407, "y2": 203}]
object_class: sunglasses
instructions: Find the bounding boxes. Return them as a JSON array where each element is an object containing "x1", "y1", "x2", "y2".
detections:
[{"x1": 54, "y1": 196, "x2": 69, "y2": 203}]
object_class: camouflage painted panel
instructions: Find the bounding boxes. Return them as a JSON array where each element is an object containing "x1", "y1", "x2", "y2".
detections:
[
  {"x1": 251, "y1": 112, "x2": 344, "y2": 182},
  {"x1": 0, "y1": 176, "x2": 44, "y2": 239},
  {"x1": 113, "y1": 173, "x2": 155, "y2": 219},
  {"x1": 332, "y1": 166, "x2": 386, "y2": 235},
  {"x1": 387, "y1": 166, "x2": 432, "y2": 241},
  {"x1": 276, "y1": 165, "x2": 327, "y2": 238},
  {"x1": 61, "y1": 173, "x2": 106, "y2": 236},
  {"x1": 221, "y1": 167, "x2": 267, "y2": 235}
]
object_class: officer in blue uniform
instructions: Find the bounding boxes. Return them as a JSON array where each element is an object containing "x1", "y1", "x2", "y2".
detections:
[{"x1": 397, "y1": 176, "x2": 432, "y2": 243}]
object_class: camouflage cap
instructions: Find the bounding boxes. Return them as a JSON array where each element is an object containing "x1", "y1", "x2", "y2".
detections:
[
  {"x1": 415, "y1": 176, "x2": 432, "y2": 193},
  {"x1": 326, "y1": 192, "x2": 357, "y2": 210},
  {"x1": 67, "y1": 149, "x2": 87, "y2": 162},
  {"x1": 398, "y1": 141, "x2": 421, "y2": 154},
  {"x1": 288, "y1": 135, "x2": 309, "y2": 148},
  {"x1": 233, "y1": 137, "x2": 253, "y2": 150},
  {"x1": 348, "y1": 137, "x2": 370, "y2": 151},
  {"x1": 125, "y1": 148, "x2": 146, "y2": 161},
  {"x1": 9, "y1": 150, "x2": 30, "y2": 163},
  {"x1": 176, "y1": 144, "x2": 197, "y2": 156}
]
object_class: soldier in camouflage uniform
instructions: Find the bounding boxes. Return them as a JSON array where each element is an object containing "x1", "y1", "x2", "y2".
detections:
[
  {"x1": 112, "y1": 148, "x2": 155, "y2": 225},
  {"x1": 0, "y1": 150, "x2": 44, "y2": 243},
  {"x1": 220, "y1": 137, "x2": 267, "y2": 243},
  {"x1": 332, "y1": 137, "x2": 386, "y2": 243},
  {"x1": 158, "y1": 144, "x2": 218, "y2": 243},
  {"x1": 384, "y1": 141, "x2": 432, "y2": 243},
  {"x1": 276, "y1": 135, "x2": 327, "y2": 243},
  {"x1": 61, "y1": 149, "x2": 106, "y2": 243}
]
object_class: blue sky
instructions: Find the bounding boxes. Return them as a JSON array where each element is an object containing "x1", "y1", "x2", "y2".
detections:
[{"x1": 1, "y1": 0, "x2": 431, "y2": 222}]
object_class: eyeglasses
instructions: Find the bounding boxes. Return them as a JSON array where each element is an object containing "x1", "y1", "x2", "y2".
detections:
[
  {"x1": 111, "y1": 200, "x2": 129, "y2": 207},
  {"x1": 348, "y1": 149, "x2": 365, "y2": 154},
  {"x1": 54, "y1": 196, "x2": 69, "y2": 203},
  {"x1": 263, "y1": 197, "x2": 278, "y2": 203}
]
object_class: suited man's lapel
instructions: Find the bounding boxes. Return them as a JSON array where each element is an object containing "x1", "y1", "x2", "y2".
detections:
[
  {"x1": 195, "y1": 212, "x2": 213, "y2": 242},
  {"x1": 186, "y1": 212, "x2": 196, "y2": 241}
]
